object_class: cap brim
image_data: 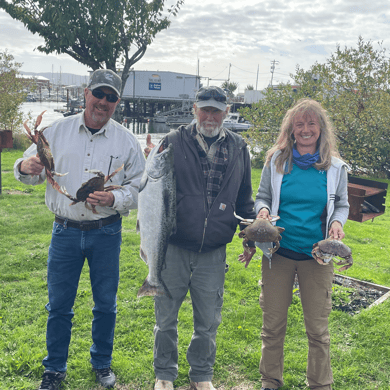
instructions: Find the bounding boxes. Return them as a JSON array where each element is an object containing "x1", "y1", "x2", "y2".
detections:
[
  {"x1": 196, "y1": 99, "x2": 227, "y2": 111},
  {"x1": 89, "y1": 83, "x2": 120, "y2": 97}
]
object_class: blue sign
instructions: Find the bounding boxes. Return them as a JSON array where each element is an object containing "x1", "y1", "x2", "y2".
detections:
[{"x1": 149, "y1": 82, "x2": 161, "y2": 91}]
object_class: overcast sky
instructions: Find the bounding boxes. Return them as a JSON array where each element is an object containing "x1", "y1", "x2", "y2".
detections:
[{"x1": 1, "y1": 0, "x2": 390, "y2": 93}]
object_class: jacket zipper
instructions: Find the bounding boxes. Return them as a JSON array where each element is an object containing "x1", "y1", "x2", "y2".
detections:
[
  {"x1": 198, "y1": 143, "x2": 243, "y2": 252},
  {"x1": 199, "y1": 218, "x2": 208, "y2": 252}
]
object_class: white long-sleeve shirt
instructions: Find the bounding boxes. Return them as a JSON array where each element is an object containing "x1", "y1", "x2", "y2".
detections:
[{"x1": 14, "y1": 112, "x2": 146, "y2": 221}]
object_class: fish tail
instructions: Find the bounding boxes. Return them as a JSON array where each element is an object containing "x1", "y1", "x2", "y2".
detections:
[{"x1": 137, "y1": 279, "x2": 172, "y2": 299}]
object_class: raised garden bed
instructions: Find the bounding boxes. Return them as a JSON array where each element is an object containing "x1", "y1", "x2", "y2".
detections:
[{"x1": 293, "y1": 274, "x2": 390, "y2": 315}]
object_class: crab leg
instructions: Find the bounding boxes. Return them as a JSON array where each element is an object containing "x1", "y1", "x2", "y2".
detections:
[
  {"x1": 57, "y1": 185, "x2": 78, "y2": 203},
  {"x1": 104, "y1": 164, "x2": 124, "y2": 183},
  {"x1": 234, "y1": 212, "x2": 280, "y2": 223}
]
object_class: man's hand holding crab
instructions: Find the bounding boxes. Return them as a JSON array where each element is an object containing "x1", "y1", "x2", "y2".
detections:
[{"x1": 19, "y1": 156, "x2": 45, "y2": 176}]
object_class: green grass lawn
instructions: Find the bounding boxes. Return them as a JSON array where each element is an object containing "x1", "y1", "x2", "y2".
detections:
[{"x1": 1, "y1": 149, "x2": 390, "y2": 390}]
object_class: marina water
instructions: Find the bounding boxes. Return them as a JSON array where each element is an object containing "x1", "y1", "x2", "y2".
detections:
[{"x1": 21, "y1": 102, "x2": 172, "y2": 151}]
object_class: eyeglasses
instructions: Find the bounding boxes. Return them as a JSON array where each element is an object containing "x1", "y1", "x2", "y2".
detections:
[
  {"x1": 91, "y1": 89, "x2": 119, "y2": 103},
  {"x1": 196, "y1": 87, "x2": 227, "y2": 103}
]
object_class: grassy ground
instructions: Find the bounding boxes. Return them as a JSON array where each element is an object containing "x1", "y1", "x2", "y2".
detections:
[{"x1": 1, "y1": 149, "x2": 390, "y2": 390}]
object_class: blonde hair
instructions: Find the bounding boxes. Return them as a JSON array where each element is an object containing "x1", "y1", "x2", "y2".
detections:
[{"x1": 265, "y1": 98, "x2": 339, "y2": 173}]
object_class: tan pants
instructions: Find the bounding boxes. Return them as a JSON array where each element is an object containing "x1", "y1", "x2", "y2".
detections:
[{"x1": 259, "y1": 253, "x2": 334, "y2": 390}]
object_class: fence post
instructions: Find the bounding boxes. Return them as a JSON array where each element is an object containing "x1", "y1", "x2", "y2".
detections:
[{"x1": 0, "y1": 130, "x2": 14, "y2": 194}]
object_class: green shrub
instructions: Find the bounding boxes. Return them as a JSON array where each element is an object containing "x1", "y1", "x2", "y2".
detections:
[
  {"x1": 12, "y1": 131, "x2": 31, "y2": 151},
  {"x1": 251, "y1": 150, "x2": 266, "y2": 169}
]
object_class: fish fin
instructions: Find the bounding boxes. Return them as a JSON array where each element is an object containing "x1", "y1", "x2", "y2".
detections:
[
  {"x1": 139, "y1": 247, "x2": 148, "y2": 263},
  {"x1": 137, "y1": 279, "x2": 172, "y2": 299},
  {"x1": 139, "y1": 175, "x2": 148, "y2": 192}
]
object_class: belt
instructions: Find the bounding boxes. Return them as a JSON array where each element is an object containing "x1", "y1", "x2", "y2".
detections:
[{"x1": 55, "y1": 213, "x2": 121, "y2": 231}]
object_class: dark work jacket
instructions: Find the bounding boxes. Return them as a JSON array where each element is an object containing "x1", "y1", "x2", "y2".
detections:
[{"x1": 164, "y1": 124, "x2": 256, "y2": 253}]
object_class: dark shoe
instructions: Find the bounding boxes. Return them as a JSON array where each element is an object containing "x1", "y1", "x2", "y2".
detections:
[
  {"x1": 93, "y1": 367, "x2": 116, "y2": 388},
  {"x1": 261, "y1": 388, "x2": 277, "y2": 390},
  {"x1": 38, "y1": 370, "x2": 66, "y2": 390}
]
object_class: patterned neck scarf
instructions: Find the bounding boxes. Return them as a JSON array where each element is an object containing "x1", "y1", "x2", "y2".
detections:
[{"x1": 292, "y1": 147, "x2": 320, "y2": 170}]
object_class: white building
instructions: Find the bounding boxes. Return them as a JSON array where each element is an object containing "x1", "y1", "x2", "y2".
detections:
[
  {"x1": 122, "y1": 70, "x2": 200, "y2": 101},
  {"x1": 244, "y1": 90, "x2": 266, "y2": 104}
]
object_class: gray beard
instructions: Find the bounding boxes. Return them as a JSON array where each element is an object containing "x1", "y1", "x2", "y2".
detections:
[{"x1": 197, "y1": 121, "x2": 223, "y2": 138}]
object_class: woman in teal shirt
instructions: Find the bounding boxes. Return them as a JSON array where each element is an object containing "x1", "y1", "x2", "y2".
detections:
[{"x1": 245, "y1": 99, "x2": 350, "y2": 390}]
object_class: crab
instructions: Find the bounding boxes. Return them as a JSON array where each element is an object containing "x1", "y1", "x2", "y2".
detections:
[
  {"x1": 61, "y1": 165, "x2": 124, "y2": 214},
  {"x1": 23, "y1": 110, "x2": 68, "y2": 193},
  {"x1": 234, "y1": 212, "x2": 285, "y2": 254},
  {"x1": 311, "y1": 238, "x2": 353, "y2": 271}
]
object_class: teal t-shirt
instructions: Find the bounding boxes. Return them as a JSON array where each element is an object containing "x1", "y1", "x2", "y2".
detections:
[{"x1": 277, "y1": 164, "x2": 327, "y2": 257}]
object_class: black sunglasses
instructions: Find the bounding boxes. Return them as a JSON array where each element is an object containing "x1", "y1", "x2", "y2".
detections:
[
  {"x1": 91, "y1": 88, "x2": 119, "y2": 103},
  {"x1": 196, "y1": 88, "x2": 227, "y2": 103}
]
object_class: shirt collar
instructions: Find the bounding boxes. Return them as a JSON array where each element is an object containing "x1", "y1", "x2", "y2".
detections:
[
  {"x1": 78, "y1": 111, "x2": 110, "y2": 138},
  {"x1": 192, "y1": 125, "x2": 226, "y2": 154}
]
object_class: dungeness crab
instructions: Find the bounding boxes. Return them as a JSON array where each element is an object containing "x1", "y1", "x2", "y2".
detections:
[
  {"x1": 235, "y1": 212, "x2": 285, "y2": 254},
  {"x1": 61, "y1": 165, "x2": 124, "y2": 214},
  {"x1": 312, "y1": 238, "x2": 353, "y2": 271},
  {"x1": 24, "y1": 111, "x2": 68, "y2": 193}
]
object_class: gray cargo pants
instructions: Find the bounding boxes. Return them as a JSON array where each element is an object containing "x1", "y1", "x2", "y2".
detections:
[{"x1": 153, "y1": 244, "x2": 227, "y2": 383}]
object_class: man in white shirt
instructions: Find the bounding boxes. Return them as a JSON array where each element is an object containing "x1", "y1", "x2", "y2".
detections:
[{"x1": 14, "y1": 69, "x2": 146, "y2": 390}]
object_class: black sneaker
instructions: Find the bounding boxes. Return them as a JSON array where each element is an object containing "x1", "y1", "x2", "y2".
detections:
[
  {"x1": 38, "y1": 370, "x2": 66, "y2": 390},
  {"x1": 261, "y1": 388, "x2": 277, "y2": 390},
  {"x1": 93, "y1": 367, "x2": 116, "y2": 388}
]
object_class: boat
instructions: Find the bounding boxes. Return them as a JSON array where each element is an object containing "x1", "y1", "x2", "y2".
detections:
[
  {"x1": 153, "y1": 100, "x2": 194, "y2": 126},
  {"x1": 25, "y1": 93, "x2": 37, "y2": 102},
  {"x1": 166, "y1": 112, "x2": 194, "y2": 126},
  {"x1": 223, "y1": 113, "x2": 252, "y2": 132},
  {"x1": 63, "y1": 107, "x2": 83, "y2": 117},
  {"x1": 153, "y1": 115, "x2": 167, "y2": 123},
  {"x1": 154, "y1": 109, "x2": 252, "y2": 131},
  {"x1": 154, "y1": 110, "x2": 194, "y2": 125}
]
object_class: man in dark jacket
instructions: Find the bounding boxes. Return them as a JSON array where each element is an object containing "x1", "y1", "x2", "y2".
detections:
[{"x1": 152, "y1": 86, "x2": 256, "y2": 390}]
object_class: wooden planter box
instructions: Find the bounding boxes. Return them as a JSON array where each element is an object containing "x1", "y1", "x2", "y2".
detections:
[
  {"x1": 347, "y1": 176, "x2": 388, "y2": 222},
  {"x1": 0, "y1": 130, "x2": 13, "y2": 150}
]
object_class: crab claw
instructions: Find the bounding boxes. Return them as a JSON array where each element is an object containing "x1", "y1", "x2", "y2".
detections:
[
  {"x1": 35, "y1": 110, "x2": 47, "y2": 129},
  {"x1": 311, "y1": 248, "x2": 330, "y2": 265},
  {"x1": 334, "y1": 256, "x2": 353, "y2": 272},
  {"x1": 23, "y1": 119, "x2": 36, "y2": 143},
  {"x1": 313, "y1": 256, "x2": 329, "y2": 266}
]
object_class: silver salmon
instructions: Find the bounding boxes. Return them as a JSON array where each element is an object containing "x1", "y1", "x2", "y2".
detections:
[{"x1": 136, "y1": 141, "x2": 176, "y2": 298}]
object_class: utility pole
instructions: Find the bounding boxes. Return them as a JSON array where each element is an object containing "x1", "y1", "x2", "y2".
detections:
[
  {"x1": 255, "y1": 64, "x2": 259, "y2": 90},
  {"x1": 270, "y1": 60, "x2": 279, "y2": 87},
  {"x1": 197, "y1": 58, "x2": 200, "y2": 90},
  {"x1": 227, "y1": 63, "x2": 231, "y2": 83}
]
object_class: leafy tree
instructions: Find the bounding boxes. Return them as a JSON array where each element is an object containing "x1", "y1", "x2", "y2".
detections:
[
  {"x1": 221, "y1": 80, "x2": 238, "y2": 97},
  {"x1": 0, "y1": 50, "x2": 29, "y2": 131},
  {"x1": 0, "y1": 0, "x2": 184, "y2": 96},
  {"x1": 241, "y1": 37, "x2": 390, "y2": 178},
  {"x1": 246, "y1": 84, "x2": 254, "y2": 90}
]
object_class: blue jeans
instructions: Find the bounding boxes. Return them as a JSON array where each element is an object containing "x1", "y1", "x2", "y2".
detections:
[
  {"x1": 42, "y1": 219, "x2": 122, "y2": 372},
  {"x1": 153, "y1": 244, "x2": 227, "y2": 383}
]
